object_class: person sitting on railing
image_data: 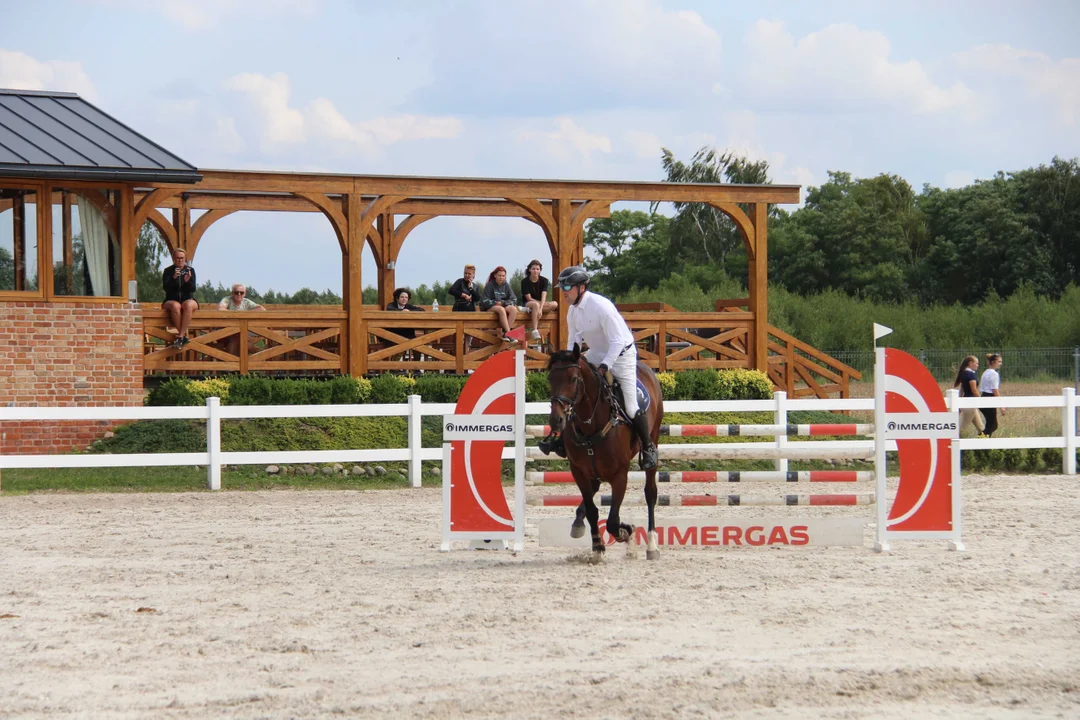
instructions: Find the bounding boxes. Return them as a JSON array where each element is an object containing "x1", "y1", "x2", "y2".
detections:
[
  {"x1": 386, "y1": 287, "x2": 424, "y2": 341},
  {"x1": 481, "y1": 266, "x2": 520, "y2": 344},
  {"x1": 448, "y1": 264, "x2": 482, "y2": 312},
  {"x1": 162, "y1": 248, "x2": 198, "y2": 350},
  {"x1": 521, "y1": 259, "x2": 557, "y2": 343},
  {"x1": 217, "y1": 283, "x2": 265, "y2": 356}
]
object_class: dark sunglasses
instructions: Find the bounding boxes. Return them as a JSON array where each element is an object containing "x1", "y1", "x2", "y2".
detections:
[{"x1": 233, "y1": 291, "x2": 245, "y2": 296}]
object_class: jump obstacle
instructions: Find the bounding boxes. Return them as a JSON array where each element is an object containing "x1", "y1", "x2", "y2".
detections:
[{"x1": 442, "y1": 326, "x2": 964, "y2": 554}]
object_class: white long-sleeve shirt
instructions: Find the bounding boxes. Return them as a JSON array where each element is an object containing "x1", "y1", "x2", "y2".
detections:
[
  {"x1": 979, "y1": 368, "x2": 1000, "y2": 393},
  {"x1": 566, "y1": 290, "x2": 635, "y2": 369}
]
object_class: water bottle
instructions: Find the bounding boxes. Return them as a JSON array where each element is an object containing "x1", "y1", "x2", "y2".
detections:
[{"x1": 431, "y1": 298, "x2": 439, "y2": 312}]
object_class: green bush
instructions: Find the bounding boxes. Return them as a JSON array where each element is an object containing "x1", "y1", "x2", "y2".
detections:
[
  {"x1": 330, "y1": 375, "x2": 372, "y2": 404},
  {"x1": 188, "y1": 378, "x2": 231, "y2": 405},
  {"x1": 716, "y1": 369, "x2": 773, "y2": 400},
  {"x1": 228, "y1": 376, "x2": 274, "y2": 405},
  {"x1": 90, "y1": 419, "x2": 205, "y2": 453},
  {"x1": 370, "y1": 373, "x2": 410, "y2": 404},
  {"x1": 656, "y1": 372, "x2": 677, "y2": 399},
  {"x1": 221, "y1": 417, "x2": 406, "y2": 452},
  {"x1": 146, "y1": 378, "x2": 198, "y2": 407},
  {"x1": 525, "y1": 372, "x2": 550, "y2": 402},
  {"x1": 413, "y1": 374, "x2": 468, "y2": 403}
]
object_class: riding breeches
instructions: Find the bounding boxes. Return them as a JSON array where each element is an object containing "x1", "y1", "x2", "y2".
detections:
[{"x1": 611, "y1": 348, "x2": 640, "y2": 417}]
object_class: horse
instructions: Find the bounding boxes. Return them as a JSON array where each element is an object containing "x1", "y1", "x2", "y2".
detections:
[{"x1": 546, "y1": 344, "x2": 664, "y2": 559}]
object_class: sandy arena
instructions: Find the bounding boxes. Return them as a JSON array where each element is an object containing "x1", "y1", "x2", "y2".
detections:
[{"x1": 1, "y1": 475, "x2": 1077, "y2": 719}]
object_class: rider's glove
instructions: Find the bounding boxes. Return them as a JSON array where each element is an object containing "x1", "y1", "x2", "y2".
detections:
[{"x1": 599, "y1": 363, "x2": 613, "y2": 385}]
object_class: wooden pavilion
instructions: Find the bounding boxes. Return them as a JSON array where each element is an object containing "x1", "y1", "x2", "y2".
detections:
[{"x1": 0, "y1": 89, "x2": 860, "y2": 404}]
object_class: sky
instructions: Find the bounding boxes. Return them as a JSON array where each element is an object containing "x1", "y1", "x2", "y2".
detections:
[{"x1": 2, "y1": 0, "x2": 1078, "y2": 295}]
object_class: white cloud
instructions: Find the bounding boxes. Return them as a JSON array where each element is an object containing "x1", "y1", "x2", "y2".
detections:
[
  {"x1": 413, "y1": 0, "x2": 724, "y2": 114},
  {"x1": 956, "y1": 44, "x2": 1080, "y2": 125},
  {"x1": 0, "y1": 49, "x2": 97, "y2": 100},
  {"x1": 85, "y1": 0, "x2": 318, "y2": 31},
  {"x1": 224, "y1": 72, "x2": 462, "y2": 156},
  {"x1": 743, "y1": 21, "x2": 974, "y2": 115},
  {"x1": 214, "y1": 117, "x2": 246, "y2": 154},
  {"x1": 518, "y1": 117, "x2": 612, "y2": 164},
  {"x1": 624, "y1": 130, "x2": 663, "y2": 160}
]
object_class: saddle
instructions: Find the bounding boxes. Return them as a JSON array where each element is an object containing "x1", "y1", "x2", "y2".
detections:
[{"x1": 605, "y1": 373, "x2": 650, "y2": 425}]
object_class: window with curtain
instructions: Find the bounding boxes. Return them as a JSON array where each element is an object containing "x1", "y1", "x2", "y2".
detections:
[{"x1": 51, "y1": 188, "x2": 121, "y2": 297}]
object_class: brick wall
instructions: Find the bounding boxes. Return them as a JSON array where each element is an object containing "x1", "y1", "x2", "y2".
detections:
[{"x1": 0, "y1": 302, "x2": 144, "y2": 454}]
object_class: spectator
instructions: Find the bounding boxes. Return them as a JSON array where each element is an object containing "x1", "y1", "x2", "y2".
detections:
[
  {"x1": 448, "y1": 264, "x2": 482, "y2": 312},
  {"x1": 386, "y1": 287, "x2": 424, "y2": 341},
  {"x1": 979, "y1": 353, "x2": 1005, "y2": 437},
  {"x1": 953, "y1": 355, "x2": 986, "y2": 436},
  {"x1": 520, "y1": 259, "x2": 558, "y2": 342},
  {"x1": 217, "y1": 283, "x2": 265, "y2": 356},
  {"x1": 481, "y1": 266, "x2": 519, "y2": 343},
  {"x1": 162, "y1": 248, "x2": 197, "y2": 349}
]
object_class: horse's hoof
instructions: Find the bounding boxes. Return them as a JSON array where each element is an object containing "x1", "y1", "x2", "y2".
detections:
[
  {"x1": 646, "y1": 549, "x2": 661, "y2": 561},
  {"x1": 616, "y1": 523, "x2": 634, "y2": 543},
  {"x1": 592, "y1": 544, "x2": 606, "y2": 554},
  {"x1": 570, "y1": 521, "x2": 586, "y2": 539}
]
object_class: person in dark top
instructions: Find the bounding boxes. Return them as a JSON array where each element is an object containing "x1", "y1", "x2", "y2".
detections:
[
  {"x1": 481, "y1": 266, "x2": 519, "y2": 343},
  {"x1": 953, "y1": 354, "x2": 986, "y2": 436},
  {"x1": 161, "y1": 248, "x2": 198, "y2": 349},
  {"x1": 448, "y1": 264, "x2": 482, "y2": 312},
  {"x1": 386, "y1": 287, "x2": 424, "y2": 340},
  {"x1": 520, "y1": 259, "x2": 558, "y2": 342}
]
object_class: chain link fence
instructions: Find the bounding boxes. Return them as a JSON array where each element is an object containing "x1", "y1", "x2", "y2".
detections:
[{"x1": 825, "y1": 347, "x2": 1080, "y2": 387}]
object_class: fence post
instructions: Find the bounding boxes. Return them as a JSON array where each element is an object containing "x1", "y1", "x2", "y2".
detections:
[
  {"x1": 1063, "y1": 387, "x2": 1076, "y2": 476},
  {"x1": 207, "y1": 396, "x2": 221, "y2": 491},
  {"x1": 945, "y1": 387, "x2": 959, "y2": 415},
  {"x1": 408, "y1": 394, "x2": 422, "y2": 488},
  {"x1": 773, "y1": 391, "x2": 788, "y2": 473},
  {"x1": 1074, "y1": 346, "x2": 1079, "y2": 393}
]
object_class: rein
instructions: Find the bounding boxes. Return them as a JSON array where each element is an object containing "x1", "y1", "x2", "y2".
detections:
[{"x1": 551, "y1": 360, "x2": 620, "y2": 446}]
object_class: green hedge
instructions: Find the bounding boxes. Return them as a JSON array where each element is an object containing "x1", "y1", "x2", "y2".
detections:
[{"x1": 146, "y1": 368, "x2": 772, "y2": 407}]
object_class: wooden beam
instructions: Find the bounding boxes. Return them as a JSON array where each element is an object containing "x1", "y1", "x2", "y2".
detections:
[
  {"x1": 12, "y1": 193, "x2": 25, "y2": 291},
  {"x1": 187, "y1": 209, "x2": 236, "y2": 258},
  {"x1": 752, "y1": 202, "x2": 769, "y2": 374},
  {"x1": 62, "y1": 190, "x2": 73, "y2": 294},
  {"x1": 120, "y1": 185, "x2": 135, "y2": 299}
]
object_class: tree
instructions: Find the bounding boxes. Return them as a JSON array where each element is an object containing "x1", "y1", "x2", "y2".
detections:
[{"x1": 583, "y1": 210, "x2": 673, "y2": 295}]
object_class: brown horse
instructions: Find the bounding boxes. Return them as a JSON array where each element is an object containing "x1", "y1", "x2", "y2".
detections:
[{"x1": 546, "y1": 344, "x2": 664, "y2": 559}]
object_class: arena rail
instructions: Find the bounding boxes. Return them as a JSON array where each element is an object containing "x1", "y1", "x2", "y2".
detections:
[{"x1": 0, "y1": 389, "x2": 1076, "y2": 487}]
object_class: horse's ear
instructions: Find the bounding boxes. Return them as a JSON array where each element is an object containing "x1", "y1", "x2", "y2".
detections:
[
  {"x1": 572, "y1": 343, "x2": 581, "y2": 360},
  {"x1": 543, "y1": 341, "x2": 556, "y2": 355}
]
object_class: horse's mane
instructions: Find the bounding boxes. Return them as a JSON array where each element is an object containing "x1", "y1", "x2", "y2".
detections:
[{"x1": 547, "y1": 349, "x2": 588, "y2": 370}]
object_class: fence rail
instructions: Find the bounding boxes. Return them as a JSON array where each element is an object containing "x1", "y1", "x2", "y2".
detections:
[{"x1": 2, "y1": 390, "x2": 1077, "y2": 488}]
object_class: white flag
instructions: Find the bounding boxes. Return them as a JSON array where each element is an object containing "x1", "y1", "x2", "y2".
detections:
[{"x1": 873, "y1": 323, "x2": 893, "y2": 341}]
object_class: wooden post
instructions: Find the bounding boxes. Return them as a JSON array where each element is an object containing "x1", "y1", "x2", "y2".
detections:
[
  {"x1": 553, "y1": 198, "x2": 574, "y2": 352},
  {"x1": 751, "y1": 202, "x2": 769, "y2": 373},
  {"x1": 346, "y1": 192, "x2": 365, "y2": 376},
  {"x1": 62, "y1": 190, "x2": 73, "y2": 294},
  {"x1": 119, "y1": 186, "x2": 136, "y2": 296},
  {"x1": 377, "y1": 213, "x2": 395, "y2": 309}
]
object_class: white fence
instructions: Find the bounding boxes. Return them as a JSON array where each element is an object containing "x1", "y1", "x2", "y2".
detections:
[{"x1": 1, "y1": 389, "x2": 1076, "y2": 489}]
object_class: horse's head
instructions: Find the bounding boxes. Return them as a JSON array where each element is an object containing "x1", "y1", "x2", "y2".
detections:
[{"x1": 546, "y1": 343, "x2": 589, "y2": 433}]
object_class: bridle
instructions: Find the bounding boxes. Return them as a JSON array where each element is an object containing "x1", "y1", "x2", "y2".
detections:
[{"x1": 550, "y1": 359, "x2": 609, "y2": 430}]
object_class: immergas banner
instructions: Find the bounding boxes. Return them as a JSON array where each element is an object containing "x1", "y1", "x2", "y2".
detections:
[
  {"x1": 539, "y1": 517, "x2": 865, "y2": 548},
  {"x1": 884, "y1": 413, "x2": 959, "y2": 440},
  {"x1": 443, "y1": 415, "x2": 515, "y2": 441}
]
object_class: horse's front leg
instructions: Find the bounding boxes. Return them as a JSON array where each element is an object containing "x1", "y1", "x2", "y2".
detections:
[
  {"x1": 575, "y1": 478, "x2": 604, "y2": 553},
  {"x1": 571, "y1": 502, "x2": 587, "y2": 539},
  {"x1": 644, "y1": 467, "x2": 660, "y2": 560},
  {"x1": 606, "y1": 471, "x2": 634, "y2": 543}
]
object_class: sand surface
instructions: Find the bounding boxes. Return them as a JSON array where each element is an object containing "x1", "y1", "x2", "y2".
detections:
[{"x1": 1, "y1": 475, "x2": 1077, "y2": 719}]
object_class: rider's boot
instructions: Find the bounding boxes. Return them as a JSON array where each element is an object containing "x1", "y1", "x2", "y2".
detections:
[
  {"x1": 538, "y1": 433, "x2": 566, "y2": 458},
  {"x1": 631, "y1": 410, "x2": 658, "y2": 470}
]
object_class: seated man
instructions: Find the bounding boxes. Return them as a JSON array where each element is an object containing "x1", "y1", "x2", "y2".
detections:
[
  {"x1": 386, "y1": 287, "x2": 424, "y2": 358},
  {"x1": 520, "y1": 259, "x2": 558, "y2": 342},
  {"x1": 217, "y1": 283, "x2": 265, "y2": 356}
]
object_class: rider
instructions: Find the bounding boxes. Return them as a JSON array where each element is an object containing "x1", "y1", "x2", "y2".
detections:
[{"x1": 539, "y1": 265, "x2": 658, "y2": 470}]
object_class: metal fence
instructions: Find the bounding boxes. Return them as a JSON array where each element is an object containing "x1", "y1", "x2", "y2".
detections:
[{"x1": 825, "y1": 347, "x2": 1080, "y2": 386}]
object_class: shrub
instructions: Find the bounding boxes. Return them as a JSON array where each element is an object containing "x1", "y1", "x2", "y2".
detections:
[
  {"x1": 90, "y1": 419, "x2": 205, "y2": 453},
  {"x1": 370, "y1": 373, "x2": 410, "y2": 404},
  {"x1": 716, "y1": 369, "x2": 772, "y2": 400},
  {"x1": 228, "y1": 376, "x2": 273, "y2": 406},
  {"x1": 413, "y1": 374, "x2": 468, "y2": 403},
  {"x1": 330, "y1": 375, "x2": 371, "y2": 404},
  {"x1": 656, "y1": 372, "x2": 677, "y2": 399},
  {"x1": 146, "y1": 378, "x2": 198, "y2": 407},
  {"x1": 525, "y1": 372, "x2": 550, "y2": 402},
  {"x1": 187, "y1": 378, "x2": 231, "y2": 405}
]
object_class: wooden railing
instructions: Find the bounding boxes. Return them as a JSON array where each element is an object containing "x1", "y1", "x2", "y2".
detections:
[
  {"x1": 765, "y1": 325, "x2": 862, "y2": 398},
  {"x1": 143, "y1": 309, "x2": 347, "y2": 375},
  {"x1": 141, "y1": 305, "x2": 862, "y2": 398}
]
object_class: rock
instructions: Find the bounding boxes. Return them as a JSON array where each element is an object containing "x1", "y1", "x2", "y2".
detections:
[
  {"x1": 332, "y1": 463, "x2": 343, "y2": 473},
  {"x1": 266, "y1": 465, "x2": 280, "y2": 475},
  {"x1": 374, "y1": 465, "x2": 387, "y2": 476},
  {"x1": 321, "y1": 467, "x2": 334, "y2": 476},
  {"x1": 365, "y1": 466, "x2": 376, "y2": 477},
  {"x1": 303, "y1": 465, "x2": 317, "y2": 476},
  {"x1": 283, "y1": 466, "x2": 294, "y2": 475},
  {"x1": 103, "y1": 431, "x2": 115, "y2": 439},
  {"x1": 351, "y1": 465, "x2": 364, "y2": 476},
  {"x1": 431, "y1": 466, "x2": 441, "y2": 477}
]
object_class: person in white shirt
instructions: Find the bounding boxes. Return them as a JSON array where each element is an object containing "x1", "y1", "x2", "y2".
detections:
[
  {"x1": 217, "y1": 283, "x2": 265, "y2": 356},
  {"x1": 978, "y1": 353, "x2": 1004, "y2": 437},
  {"x1": 538, "y1": 265, "x2": 657, "y2": 470}
]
